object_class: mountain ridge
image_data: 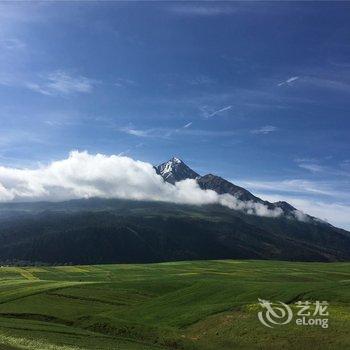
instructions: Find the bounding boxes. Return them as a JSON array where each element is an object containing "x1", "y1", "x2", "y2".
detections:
[
  {"x1": 0, "y1": 198, "x2": 349, "y2": 264},
  {"x1": 0, "y1": 157, "x2": 348, "y2": 265},
  {"x1": 155, "y1": 157, "x2": 306, "y2": 219}
]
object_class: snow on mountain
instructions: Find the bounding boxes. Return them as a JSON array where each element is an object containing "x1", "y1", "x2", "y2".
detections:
[
  {"x1": 155, "y1": 157, "x2": 199, "y2": 184},
  {"x1": 155, "y1": 157, "x2": 306, "y2": 218}
]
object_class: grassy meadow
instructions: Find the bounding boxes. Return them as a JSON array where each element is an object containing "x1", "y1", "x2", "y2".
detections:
[{"x1": 0, "y1": 260, "x2": 349, "y2": 350}]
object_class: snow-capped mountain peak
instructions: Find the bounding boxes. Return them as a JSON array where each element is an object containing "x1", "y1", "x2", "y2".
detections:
[
  {"x1": 155, "y1": 156, "x2": 300, "y2": 217},
  {"x1": 155, "y1": 157, "x2": 199, "y2": 184},
  {"x1": 170, "y1": 157, "x2": 182, "y2": 164},
  {"x1": 162, "y1": 157, "x2": 182, "y2": 174}
]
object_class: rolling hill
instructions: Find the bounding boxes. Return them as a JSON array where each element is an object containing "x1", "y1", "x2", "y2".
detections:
[{"x1": 0, "y1": 260, "x2": 349, "y2": 350}]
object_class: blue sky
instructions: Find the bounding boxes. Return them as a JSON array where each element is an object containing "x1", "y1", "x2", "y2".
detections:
[{"x1": 0, "y1": 2, "x2": 350, "y2": 228}]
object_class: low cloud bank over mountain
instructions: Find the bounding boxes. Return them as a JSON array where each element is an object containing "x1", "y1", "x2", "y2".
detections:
[{"x1": 0, "y1": 151, "x2": 283, "y2": 218}]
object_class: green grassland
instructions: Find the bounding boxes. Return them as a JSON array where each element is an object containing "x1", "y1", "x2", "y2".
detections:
[{"x1": 0, "y1": 260, "x2": 349, "y2": 350}]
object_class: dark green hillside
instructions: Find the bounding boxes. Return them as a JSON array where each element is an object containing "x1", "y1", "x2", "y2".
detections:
[
  {"x1": 0, "y1": 260, "x2": 349, "y2": 349},
  {"x1": 0, "y1": 199, "x2": 349, "y2": 264}
]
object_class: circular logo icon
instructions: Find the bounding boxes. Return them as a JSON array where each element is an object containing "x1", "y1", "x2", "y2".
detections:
[{"x1": 258, "y1": 298, "x2": 293, "y2": 328}]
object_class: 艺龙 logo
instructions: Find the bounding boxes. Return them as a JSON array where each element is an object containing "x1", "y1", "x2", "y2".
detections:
[
  {"x1": 257, "y1": 299, "x2": 329, "y2": 328},
  {"x1": 257, "y1": 298, "x2": 293, "y2": 328}
]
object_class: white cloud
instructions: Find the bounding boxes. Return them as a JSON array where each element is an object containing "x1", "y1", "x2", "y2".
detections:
[
  {"x1": 251, "y1": 125, "x2": 277, "y2": 134},
  {"x1": 278, "y1": 76, "x2": 299, "y2": 86},
  {"x1": 43, "y1": 71, "x2": 97, "y2": 95},
  {"x1": 25, "y1": 82, "x2": 53, "y2": 96},
  {"x1": 201, "y1": 106, "x2": 233, "y2": 119},
  {"x1": 0, "y1": 71, "x2": 98, "y2": 96},
  {"x1": 234, "y1": 177, "x2": 350, "y2": 229},
  {"x1": 0, "y1": 151, "x2": 282, "y2": 218},
  {"x1": 119, "y1": 127, "x2": 151, "y2": 138},
  {"x1": 255, "y1": 193, "x2": 350, "y2": 230},
  {"x1": 208, "y1": 106, "x2": 232, "y2": 118},
  {"x1": 183, "y1": 122, "x2": 192, "y2": 128},
  {"x1": 278, "y1": 75, "x2": 350, "y2": 93}
]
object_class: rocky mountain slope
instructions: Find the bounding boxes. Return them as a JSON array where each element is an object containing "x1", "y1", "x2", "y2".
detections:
[{"x1": 156, "y1": 157, "x2": 304, "y2": 217}]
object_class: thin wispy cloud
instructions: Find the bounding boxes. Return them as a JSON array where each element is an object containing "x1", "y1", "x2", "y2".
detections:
[
  {"x1": 294, "y1": 157, "x2": 319, "y2": 164},
  {"x1": 183, "y1": 122, "x2": 192, "y2": 128},
  {"x1": 188, "y1": 75, "x2": 215, "y2": 86},
  {"x1": 236, "y1": 179, "x2": 343, "y2": 198},
  {"x1": 203, "y1": 105, "x2": 233, "y2": 119},
  {"x1": 251, "y1": 125, "x2": 277, "y2": 134},
  {"x1": 0, "y1": 3, "x2": 46, "y2": 26},
  {"x1": 295, "y1": 158, "x2": 350, "y2": 177},
  {"x1": 118, "y1": 126, "x2": 237, "y2": 139},
  {"x1": 119, "y1": 127, "x2": 151, "y2": 138},
  {"x1": 1, "y1": 71, "x2": 99, "y2": 96},
  {"x1": 168, "y1": 5, "x2": 236, "y2": 17},
  {"x1": 340, "y1": 159, "x2": 350, "y2": 170},
  {"x1": 42, "y1": 71, "x2": 97, "y2": 95},
  {"x1": 119, "y1": 126, "x2": 178, "y2": 139},
  {"x1": 0, "y1": 130, "x2": 44, "y2": 148},
  {"x1": 0, "y1": 38, "x2": 26, "y2": 50},
  {"x1": 278, "y1": 75, "x2": 350, "y2": 93},
  {"x1": 117, "y1": 142, "x2": 144, "y2": 157},
  {"x1": 303, "y1": 76, "x2": 350, "y2": 93},
  {"x1": 114, "y1": 78, "x2": 137, "y2": 88},
  {"x1": 278, "y1": 76, "x2": 299, "y2": 86},
  {"x1": 117, "y1": 149, "x2": 131, "y2": 156},
  {"x1": 182, "y1": 129, "x2": 237, "y2": 137},
  {"x1": 25, "y1": 82, "x2": 53, "y2": 96},
  {"x1": 298, "y1": 163, "x2": 325, "y2": 173},
  {"x1": 44, "y1": 120, "x2": 64, "y2": 127}
]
